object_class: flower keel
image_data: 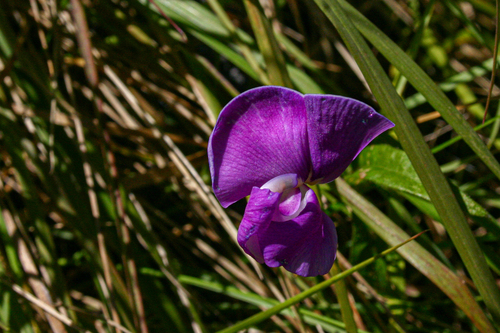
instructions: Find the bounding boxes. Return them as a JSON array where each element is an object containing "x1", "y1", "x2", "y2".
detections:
[{"x1": 237, "y1": 174, "x2": 337, "y2": 277}]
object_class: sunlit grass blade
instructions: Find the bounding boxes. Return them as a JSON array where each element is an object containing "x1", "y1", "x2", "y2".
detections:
[
  {"x1": 405, "y1": 57, "x2": 498, "y2": 110},
  {"x1": 214, "y1": 233, "x2": 424, "y2": 333},
  {"x1": 313, "y1": 0, "x2": 500, "y2": 323},
  {"x1": 243, "y1": 0, "x2": 292, "y2": 87},
  {"x1": 489, "y1": 102, "x2": 500, "y2": 148},
  {"x1": 432, "y1": 115, "x2": 500, "y2": 153},
  {"x1": 348, "y1": 143, "x2": 500, "y2": 241},
  {"x1": 189, "y1": 30, "x2": 259, "y2": 82},
  {"x1": 334, "y1": 178, "x2": 497, "y2": 333},
  {"x1": 178, "y1": 274, "x2": 371, "y2": 333},
  {"x1": 142, "y1": 0, "x2": 232, "y2": 38},
  {"x1": 330, "y1": 262, "x2": 358, "y2": 333}
]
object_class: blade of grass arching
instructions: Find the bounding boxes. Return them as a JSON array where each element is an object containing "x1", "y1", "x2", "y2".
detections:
[
  {"x1": 443, "y1": 0, "x2": 489, "y2": 47},
  {"x1": 405, "y1": 57, "x2": 498, "y2": 110},
  {"x1": 188, "y1": 30, "x2": 260, "y2": 82},
  {"x1": 179, "y1": 275, "x2": 360, "y2": 333},
  {"x1": 330, "y1": 263, "x2": 358, "y2": 333},
  {"x1": 432, "y1": 115, "x2": 500, "y2": 153},
  {"x1": 215, "y1": 234, "x2": 423, "y2": 333},
  {"x1": 140, "y1": 0, "x2": 232, "y2": 38},
  {"x1": 179, "y1": 275, "x2": 348, "y2": 333},
  {"x1": 385, "y1": 195, "x2": 453, "y2": 269},
  {"x1": 334, "y1": 178, "x2": 496, "y2": 333},
  {"x1": 340, "y1": 1, "x2": 500, "y2": 183},
  {"x1": 314, "y1": 0, "x2": 500, "y2": 323},
  {"x1": 488, "y1": 102, "x2": 500, "y2": 148},
  {"x1": 243, "y1": 0, "x2": 292, "y2": 87},
  {"x1": 203, "y1": 0, "x2": 270, "y2": 85}
]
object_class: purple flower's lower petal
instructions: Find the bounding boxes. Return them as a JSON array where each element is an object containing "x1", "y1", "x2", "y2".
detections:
[
  {"x1": 237, "y1": 186, "x2": 281, "y2": 263},
  {"x1": 305, "y1": 95, "x2": 395, "y2": 184},
  {"x1": 269, "y1": 210, "x2": 337, "y2": 276},
  {"x1": 263, "y1": 189, "x2": 337, "y2": 276},
  {"x1": 208, "y1": 86, "x2": 310, "y2": 207},
  {"x1": 246, "y1": 188, "x2": 337, "y2": 277}
]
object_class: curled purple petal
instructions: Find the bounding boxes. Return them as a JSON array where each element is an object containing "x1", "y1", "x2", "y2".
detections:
[
  {"x1": 305, "y1": 95, "x2": 395, "y2": 184},
  {"x1": 237, "y1": 186, "x2": 281, "y2": 263},
  {"x1": 208, "y1": 87, "x2": 310, "y2": 207},
  {"x1": 260, "y1": 189, "x2": 337, "y2": 276},
  {"x1": 237, "y1": 184, "x2": 337, "y2": 277}
]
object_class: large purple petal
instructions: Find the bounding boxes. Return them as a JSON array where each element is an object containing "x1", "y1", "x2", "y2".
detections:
[
  {"x1": 208, "y1": 87, "x2": 310, "y2": 207},
  {"x1": 305, "y1": 95, "x2": 395, "y2": 184},
  {"x1": 238, "y1": 186, "x2": 337, "y2": 277}
]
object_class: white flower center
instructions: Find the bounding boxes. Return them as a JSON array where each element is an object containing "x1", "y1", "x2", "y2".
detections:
[{"x1": 260, "y1": 174, "x2": 309, "y2": 222}]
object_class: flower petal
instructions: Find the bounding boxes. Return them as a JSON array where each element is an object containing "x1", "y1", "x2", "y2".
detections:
[
  {"x1": 277, "y1": 187, "x2": 302, "y2": 217},
  {"x1": 240, "y1": 187, "x2": 337, "y2": 277},
  {"x1": 305, "y1": 95, "x2": 395, "y2": 184},
  {"x1": 261, "y1": 189, "x2": 337, "y2": 276},
  {"x1": 208, "y1": 86, "x2": 310, "y2": 207},
  {"x1": 237, "y1": 186, "x2": 281, "y2": 263}
]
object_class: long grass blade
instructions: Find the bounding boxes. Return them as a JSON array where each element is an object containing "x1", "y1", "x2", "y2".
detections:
[{"x1": 243, "y1": 0, "x2": 292, "y2": 87}]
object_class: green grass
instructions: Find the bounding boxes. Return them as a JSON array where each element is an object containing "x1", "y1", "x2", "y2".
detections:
[{"x1": 0, "y1": 0, "x2": 499, "y2": 332}]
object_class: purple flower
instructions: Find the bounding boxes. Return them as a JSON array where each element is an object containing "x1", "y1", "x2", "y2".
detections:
[{"x1": 208, "y1": 86, "x2": 394, "y2": 277}]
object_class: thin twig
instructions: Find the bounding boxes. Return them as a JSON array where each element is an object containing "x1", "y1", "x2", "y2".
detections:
[
  {"x1": 147, "y1": 0, "x2": 187, "y2": 42},
  {"x1": 483, "y1": 0, "x2": 500, "y2": 123}
]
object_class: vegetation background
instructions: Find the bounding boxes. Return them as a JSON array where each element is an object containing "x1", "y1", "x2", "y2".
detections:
[{"x1": 0, "y1": 0, "x2": 500, "y2": 332}]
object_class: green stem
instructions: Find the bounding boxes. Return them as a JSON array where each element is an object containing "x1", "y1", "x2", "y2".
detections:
[
  {"x1": 217, "y1": 233, "x2": 424, "y2": 333},
  {"x1": 331, "y1": 262, "x2": 358, "y2": 333}
]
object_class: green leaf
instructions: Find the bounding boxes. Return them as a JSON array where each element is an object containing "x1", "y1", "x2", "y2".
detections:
[{"x1": 349, "y1": 144, "x2": 500, "y2": 240}]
